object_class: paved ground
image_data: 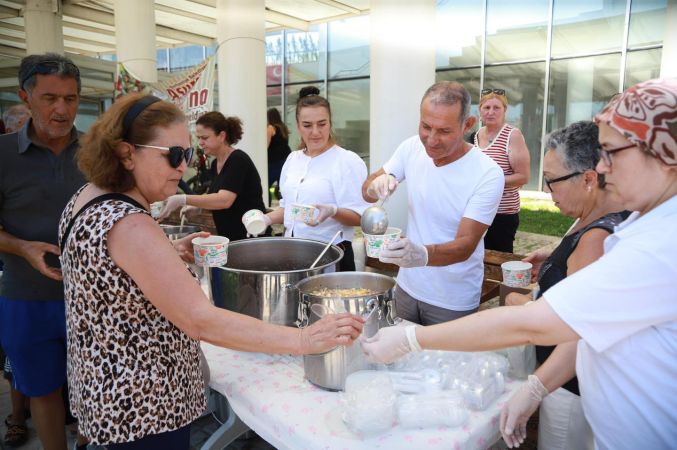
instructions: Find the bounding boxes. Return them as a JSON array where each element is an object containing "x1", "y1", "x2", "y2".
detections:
[{"x1": 0, "y1": 230, "x2": 558, "y2": 449}]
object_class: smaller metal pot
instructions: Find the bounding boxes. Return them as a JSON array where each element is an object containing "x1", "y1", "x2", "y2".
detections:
[
  {"x1": 160, "y1": 224, "x2": 201, "y2": 240},
  {"x1": 297, "y1": 272, "x2": 397, "y2": 391}
]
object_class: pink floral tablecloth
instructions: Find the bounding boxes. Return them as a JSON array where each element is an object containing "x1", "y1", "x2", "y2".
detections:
[{"x1": 202, "y1": 343, "x2": 524, "y2": 450}]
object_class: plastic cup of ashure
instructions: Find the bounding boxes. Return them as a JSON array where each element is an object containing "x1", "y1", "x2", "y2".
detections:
[
  {"x1": 501, "y1": 261, "x2": 533, "y2": 288},
  {"x1": 290, "y1": 203, "x2": 317, "y2": 224},
  {"x1": 363, "y1": 227, "x2": 402, "y2": 258},
  {"x1": 242, "y1": 209, "x2": 267, "y2": 236},
  {"x1": 192, "y1": 236, "x2": 229, "y2": 267},
  {"x1": 150, "y1": 201, "x2": 164, "y2": 219}
]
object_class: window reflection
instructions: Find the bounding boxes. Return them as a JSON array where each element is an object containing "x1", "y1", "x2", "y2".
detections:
[
  {"x1": 486, "y1": 0, "x2": 548, "y2": 63},
  {"x1": 628, "y1": 0, "x2": 667, "y2": 48},
  {"x1": 328, "y1": 79, "x2": 370, "y2": 164},
  {"x1": 552, "y1": 0, "x2": 626, "y2": 57},
  {"x1": 286, "y1": 25, "x2": 326, "y2": 82},
  {"x1": 435, "y1": 0, "x2": 484, "y2": 68},
  {"x1": 484, "y1": 63, "x2": 545, "y2": 190},
  {"x1": 169, "y1": 46, "x2": 205, "y2": 72},
  {"x1": 547, "y1": 54, "x2": 620, "y2": 132},
  {"x1": 329, "y1": 16, "x2": 370, "y2": 79},
  {"x1": 625, "y1": 48, "x2": 662, "y2": 90}
]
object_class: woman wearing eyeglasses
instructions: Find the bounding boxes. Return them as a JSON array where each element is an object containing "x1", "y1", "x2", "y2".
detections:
[
  {"x1": 474, "y1": 88, "x2": 530, "y2": 252},
  {"x1": 58, "y1": 93, "x2": 364, "y2": 449},
  {"x1": 362, "y1": 78, "x2": 677, "y2": 450},
  {"x1": 158, "y1": 111, "x2": 269, "y2": 241},
  {"x1": 502, "y1": 121, "x2": 626, "y2": 450}
]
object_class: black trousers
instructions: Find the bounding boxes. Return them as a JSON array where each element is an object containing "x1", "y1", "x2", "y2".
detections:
[
  {"x1": 484, "y1": 212, "x2": 519, "y2": 253},
  {"x1": 336, "y1": 240, "x2": 356, "y2": 272}
]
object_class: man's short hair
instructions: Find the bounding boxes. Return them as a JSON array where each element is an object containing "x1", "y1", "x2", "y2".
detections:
[
  {"x1": 18, "y1": 53, "x2": 81, "y2": 94},
  {"x1": 2, "y1": 104, "x2": 30, "y2": 132},
  {"x1": 421, "y1": 81, "x2": 471, "y2": 123}
]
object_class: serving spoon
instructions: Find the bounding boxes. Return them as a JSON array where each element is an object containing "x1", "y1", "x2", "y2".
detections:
[{"x1": 360, "y1": 192, "x2": 391, "y2": 235}]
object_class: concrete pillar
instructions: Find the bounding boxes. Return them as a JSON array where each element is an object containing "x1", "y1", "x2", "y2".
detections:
[
  {"x1": 113, "y1": 0, "x2": 157, "y2": 83},
  {"x1": 215, "y1": 0, "x2": 268, "y2": 204},
  {"x1": 660, "y1": 0, "x2": 677, "y2": 78},
  {"x1": 24, "y1": 0, "x2": 64, "y2": 54},
  {"x1": 369, "y1": 0, "x2": 436, "y2": 231}
]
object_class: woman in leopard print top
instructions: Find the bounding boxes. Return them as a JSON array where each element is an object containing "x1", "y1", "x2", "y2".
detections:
[{"x1": 59, "y1": 93, "x2": 364, "y2": 449}]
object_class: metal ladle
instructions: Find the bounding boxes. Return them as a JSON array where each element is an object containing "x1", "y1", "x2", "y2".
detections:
[
  {"x1": 361, "y1": 192, "x2": 391, "y2": 235},
  {"x1": 309, "y1": 230, "x2": 343, "y2": 269}
]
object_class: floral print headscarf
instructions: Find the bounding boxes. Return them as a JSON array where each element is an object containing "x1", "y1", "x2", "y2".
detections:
[{"x1": 595, "y1": 78, "x2": 677, "y2": 166}]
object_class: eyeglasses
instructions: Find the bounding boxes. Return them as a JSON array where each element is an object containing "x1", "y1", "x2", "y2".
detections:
[
  {"x1": 481, "y1": 88, "x2": 506, "y2": 97},
  {"x1": 20, "y1": 60, "x2": 80, "y2": 90},
  {"x1": 543, "y1": 171, "x2": 582, "y2": 192},
  {"x1": 599, "y1": 143, "x2": 636, "y2": 168},
  {"x1": 134, "y1": 144, "x2": 194, "y2": 168}
]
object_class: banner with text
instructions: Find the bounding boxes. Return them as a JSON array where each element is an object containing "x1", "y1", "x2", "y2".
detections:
[{"x1": 152, "y1": 55, "x2": 217, "y2": 130}]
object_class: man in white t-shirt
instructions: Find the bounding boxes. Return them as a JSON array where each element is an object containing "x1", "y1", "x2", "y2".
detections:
[{"x1": 362, "y1": 81, "x2": 504, "y2": 325}]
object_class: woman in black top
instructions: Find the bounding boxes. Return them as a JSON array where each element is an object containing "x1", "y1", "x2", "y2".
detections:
[
  {"x1": 266, "y1": 108, "x2": 291, "y2": 203},
  {"x1": 159, "y1": 112, "x2": 268, "y2": 241},
  {"x1": 504, "y1": 121, "x2": 628, "y2": 450}
]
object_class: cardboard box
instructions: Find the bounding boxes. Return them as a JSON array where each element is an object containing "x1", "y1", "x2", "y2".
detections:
[{"x1": 499, "y1": 283, "x2": 536, "y2": 306}]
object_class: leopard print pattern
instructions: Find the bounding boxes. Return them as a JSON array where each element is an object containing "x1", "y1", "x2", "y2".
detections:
[{"x1": 59, "y1": 190, "x2": 206, "y2": 445}]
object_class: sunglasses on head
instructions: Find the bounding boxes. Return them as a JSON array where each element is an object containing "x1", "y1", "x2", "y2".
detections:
[
  {"x1": 20, "y1": 60, "x2": 80, "y2": 90},
  {"x1": 481, "y1": 88, "x2": 506, "y2": 97},
  {"x1": 134, "y1": 144, "x2": 194, "y2": 168}
]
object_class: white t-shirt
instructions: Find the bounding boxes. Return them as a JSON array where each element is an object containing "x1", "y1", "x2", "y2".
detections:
[
  {"x1": 383, "y1": 135, "x2": 504, "y2": 310},
  {"x1": 279, "y1": 145, "x2": 369, "y2": 243},
  {"x1": 544, "y1": 194, "x2": 677, "y2": 450}
]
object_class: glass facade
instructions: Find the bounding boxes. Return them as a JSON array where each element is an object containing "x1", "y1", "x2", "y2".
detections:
[
  {"x1": 263, "y1": 0, "x2": 666, "y2": 190},
  {"x1": 105, "y1": 1, "x2": 665, "y2": 189}
]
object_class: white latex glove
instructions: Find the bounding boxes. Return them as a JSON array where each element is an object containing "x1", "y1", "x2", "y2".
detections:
[
  {"x1": 158, "y1": 194, "x2": 186, "y2": 221},
  {"x1": 500, "y1": 374, "x2": 549, "y2": 448},
  {"x1": 366, "y1": 173, "x2": 397, "y2": 200},
  {"x1": 379, "y1": 238, "x2": 428, "y2": 268},
  {"x1": 309, "y1": 204, "x2": 338, "y2": 226},
  {"x1": 361, "y1": 324, "x2": 422, "y2": 364},
  {"x1": 180, "y1": 205, "x2": 200, "y2": 221}
]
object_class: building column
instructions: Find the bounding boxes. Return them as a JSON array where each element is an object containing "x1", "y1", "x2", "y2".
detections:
[
  {"x1": 369, "y1": 0, "x2": 436, "y2": 230},
  {"x1": 23, "y1": 0, "x2": 64, "y2": 54},
  {"x1": 215, "y1": 0, "x2": 268, "y2": 204},
  {"x1": 660, "y1": 0, "x2": 677, "y2": 78},
  {"x1": 113, "y1": 0, "x2": 157, "y2": 83}
]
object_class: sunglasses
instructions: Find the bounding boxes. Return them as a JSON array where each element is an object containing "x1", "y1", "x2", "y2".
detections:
[
  {"x1": 134, "y1": 144, "x2": 194, "y2": 168},
  {"x1": 543, "y1": 171, "x2": 582, "y2": 192},
  {"x1": 481, "y1": 88, "x2": 506, "y2": 97},
  {"x1": 20, "y1": 60, "x2": 80, "y2": 90}
]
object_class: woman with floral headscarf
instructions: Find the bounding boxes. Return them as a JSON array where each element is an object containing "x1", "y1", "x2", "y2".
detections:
[{"x1": 361, "y1": 78, "x2": 677, "y2": 450}]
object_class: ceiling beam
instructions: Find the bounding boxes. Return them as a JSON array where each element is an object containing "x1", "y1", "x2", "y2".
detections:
[
  {"x1": 0, "y1": 4, "x2": 21, "y2": 19},
  {"x1": 155, "y1": 4, "x2": 215, "y2": 24},
  {"x1": 313, "y1": 0, "x2": 362, "y2": 15},
  {"x1": 1, "y1": 20, "x2": 115, "y2": 48},
  {"x1": 265, "y1": 8, "x2": 309, "y2": 31},
  {"x1": 62, "y1": 4, "x2": 214, "y2": 46}
]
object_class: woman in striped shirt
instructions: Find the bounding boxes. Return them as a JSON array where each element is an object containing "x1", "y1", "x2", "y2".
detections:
[{"x1": 474, "y1": 89, "x2": 530, "y2": 252}]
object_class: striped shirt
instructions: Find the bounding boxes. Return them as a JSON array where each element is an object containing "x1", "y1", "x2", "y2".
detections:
[{"x1": 475, "y1": 124, "x2": 520, "y2": 214}]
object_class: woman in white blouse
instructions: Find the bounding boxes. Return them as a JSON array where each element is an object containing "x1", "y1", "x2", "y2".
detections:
[{"x1": 260, "y1": 86, "x2": 369, "y2": 271}]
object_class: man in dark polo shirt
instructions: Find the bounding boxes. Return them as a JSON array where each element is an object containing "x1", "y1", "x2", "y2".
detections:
[{"x1": 0, "y1": 53, "x2": 86, "y2": 450}]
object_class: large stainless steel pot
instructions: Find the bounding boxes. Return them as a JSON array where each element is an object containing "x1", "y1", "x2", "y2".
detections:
[
  {"x1": 210, "y1": 237, "x2": 343, "y2": 327},
  {"x1": 297, "y1": 272, "x2": 397, "y2": 391}
]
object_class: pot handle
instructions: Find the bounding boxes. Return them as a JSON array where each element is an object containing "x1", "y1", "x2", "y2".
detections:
[
  {"x1": 385, "y1": 297, "x2": 397, "y2": 326},
  {"x1": 296, "y1": 294, "x2": 310, "y2": 329}
]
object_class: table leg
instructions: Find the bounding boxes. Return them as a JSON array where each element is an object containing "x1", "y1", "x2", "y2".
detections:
[{"x1": 199, "y1": 390, "x2": 250, "y2": 450}]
